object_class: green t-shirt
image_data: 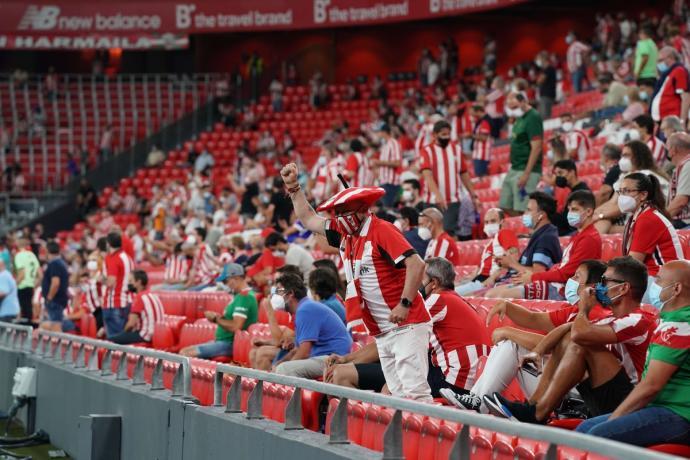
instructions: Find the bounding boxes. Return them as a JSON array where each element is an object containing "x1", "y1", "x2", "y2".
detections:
[
  {"x1": 215, "y1": 289, "x2": 258, "y2": 343},
  {"x1": 14, "y1": 250, "x2": 39, "y2": 290},
  {"x1": 635, "y1": 38, "x2": 658, "y2": 79},
  {"x1": 509, "y1": 108, "x2": 543, "y2": 172},
  {"x1": 645, "y1": 305, "x2": 690, "y2": 421}
]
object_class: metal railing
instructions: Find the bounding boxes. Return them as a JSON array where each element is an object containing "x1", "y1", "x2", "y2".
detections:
[
  {"x1": 209, "y1": 363, "x2": 675, "y2": 460},
  {"x1": 1, "y1": 325, "x2": 678, "y2": 459},
  {"x1": 31, "y1": 330, "x2": 193, "y2": 400}
]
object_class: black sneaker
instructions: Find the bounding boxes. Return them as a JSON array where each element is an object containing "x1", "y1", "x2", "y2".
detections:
[
  {"x1": 439, "y1": 388, "x2": 481, "y2": 411},
  {"x1": 482, "y1": 394, "x2": 509, "y2": 418},
  {"x1": 493, "y1": 393, "x2": 545, "y2": 424}
]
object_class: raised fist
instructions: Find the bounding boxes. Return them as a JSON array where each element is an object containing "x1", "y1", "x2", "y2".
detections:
[{"x1": 280, "y1": 163, "x2": 299, "y2": 187}]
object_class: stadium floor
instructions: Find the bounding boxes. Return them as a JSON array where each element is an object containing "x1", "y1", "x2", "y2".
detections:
[{"x1": 1, "y1": 421, "x2": 71, "y2": 460}]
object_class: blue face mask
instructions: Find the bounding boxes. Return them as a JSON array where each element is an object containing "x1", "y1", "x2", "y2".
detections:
[
  {"x1": 564, "y1": 278, "x2": 581, "y2": 305},
  {"x1": 522, "y1": 213, "x2": 534, "y2": 229},
  {"x1": 566, "y1": 211, "x2": 582, "y2": 228},
  {"x1": 648, "y1": 281, "x2": 675, "y2": 310},
  {"x1": 595, "y1": 282, "x2": 624, "y2": 307},
  {"x1": 657, "y1": 61, "x2": 669, "y2": 74}
]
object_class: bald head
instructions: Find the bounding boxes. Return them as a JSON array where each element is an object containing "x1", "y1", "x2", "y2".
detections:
[
  {"x1": 421, "y1": 207, "x2": 443, "y2": 223},
  {"x1": 419, "y1": 207, "x2": 444, "y2": 237},
  {"x1": 659, "y1": 46, "x2": 681, "y2": 62},
  {"x1": 660, "y1": 260, "x2": 690, "y2": 289},
  {"x1": 667, "y1": 132, "x2": 690, "y2": 164}
]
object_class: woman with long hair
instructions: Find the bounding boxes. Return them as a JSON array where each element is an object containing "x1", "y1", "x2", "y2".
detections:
[{"x1": 618, "y1": 172, "x2": 684, "y2": 303}]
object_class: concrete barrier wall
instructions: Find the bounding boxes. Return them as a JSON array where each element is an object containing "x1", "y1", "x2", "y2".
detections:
[{"x1": 0, "y1": 346, "x2": 377, "y2": 460}]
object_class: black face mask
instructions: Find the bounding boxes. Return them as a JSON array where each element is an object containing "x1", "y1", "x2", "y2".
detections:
[
  {"x1": 437, "y1": 137, "x2": 450, "y2": 149},
  {"x1": 127, "y1": 283, "x2": 137, "y2": 293},
  {"x1": 419, "y1": 280, "x2": 432, "y2": 300},
  {"x1": 555, "y1": 176, "x2": 568, "y2": 188}
]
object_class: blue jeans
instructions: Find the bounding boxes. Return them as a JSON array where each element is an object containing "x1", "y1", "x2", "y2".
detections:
[
  {"x1": 102, "y1": 307, "x2": 130, "y2": 339},
  {"x1": 380, "y1": 183, "x2": 400, "y2": 208},
  {"x1": 45, "y1": 300, "x2": 66, "y2": 322},
  {"x1": 196, "y1": 340, "x2": 233, "y2": 359},
  {"x1": 572, "y1": 66, "x2": 586, "y2": 93},
  {"x1": 110, "y1": 330, "x2": 145, "y2": 345},
  {"x1": 576, "y1": 406, "x2": 690, "y2": 446}
]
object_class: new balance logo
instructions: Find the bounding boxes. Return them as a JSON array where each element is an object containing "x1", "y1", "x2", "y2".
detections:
[{"x1": 18, "y1": 5, "x2": 60, "y2": 30}]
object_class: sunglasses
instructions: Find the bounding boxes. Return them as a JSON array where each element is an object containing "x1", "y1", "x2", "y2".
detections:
[{"x1": 601, "y1": 276, "x2": 626, "y2": 285}]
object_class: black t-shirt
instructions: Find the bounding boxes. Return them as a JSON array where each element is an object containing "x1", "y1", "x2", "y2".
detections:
[
  {"x1": 538, "y1": 66, "x2": 557, "y2": 99},
  {"x1": 270, "y1": 191, "x2": 293, "y2": 227},
  {"x1": 603, "y1": 165, "x2": 621, "y2": 187},
  {"x1": 240, "y1": 182, "x2": 259, "y2": 216},
  {"x1": 42, "y1": 258, "x2": 70, "y2": 307}
]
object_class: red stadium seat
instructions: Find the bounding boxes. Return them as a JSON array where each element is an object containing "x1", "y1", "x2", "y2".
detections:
[{"x1": 649, "y1": 444, "x2": 690, "y2": 457}]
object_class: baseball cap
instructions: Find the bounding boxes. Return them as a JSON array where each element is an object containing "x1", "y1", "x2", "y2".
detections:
[{"x1": 216, "y1": 263, "x2": 245, "y2": 282}]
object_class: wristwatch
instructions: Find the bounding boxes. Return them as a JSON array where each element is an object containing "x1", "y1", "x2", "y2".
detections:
[{"x1": 400, "y1": 297, "x2": 412, "y2": 308}]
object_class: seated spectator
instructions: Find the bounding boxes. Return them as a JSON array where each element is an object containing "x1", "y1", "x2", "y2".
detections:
[
  {"x1": 660, "y1": 115, "x2": 684, "y2": 143},
  {"x1": 492, "y1": 257, "x2": 656, "y2": 424},
  {"x1": 307, "y1": 267, "x2": 346, "y2": 323},
  {"x1": 265, "y1": 232, "x2": 313, "y2": 279},
  {"x1": 593, "y1": 141, "x2": 669, "y2": 234},
  {"x1": 488, "y1": 191, "x2": 601, "y2": 300},
  {"x1": 576, "y1": 260, "x2": 690, "y2": 446},
  {"x1": 324, "y1": 342, "x2": 384, "y2": 391},
  {"x1": 666, "y1": 133, "x2": 690, "y2": 229},
  {"x1": 422, "y1": 258, "x2": 491, "y2": 397},
  {"x1": 443, "y1": 260, "x2": 607, "y2": 412},
  {"x1": 619, "y1": 172, "x2": 684, "y2": 303},
  {"x1": 621, "y1": 86, "x2": 646, "y2": 122},
  {"x1": 396, "y1": 206, "x2": 429, "y2": 258},
  {"x1": 248, "y1": 293, "x2": 295, "y2": 371},
  {"x1": 595, "y1": 144, "x2": 622, "y2": 207},
  {"x1": 560, "y1": 113, "x2": 590, "y2": 162},
  {"x1": 184, "y1": 228, "x2": 220, "y2": 291},
  {"x1": 246, "y1": 233, "x2": 285, "y2": 289},
  {"x1": 146, "y1": 145, "x2": 165, "y2": 168},
  {"x1": 153, "y1": 243, "x2": 191, "y2": 290},
  {"x1": 633, "y1": 114, "x2": 666, "y2": 166},
  {"x1": 456, "y1": 208, "x2": 519, "y2": 296},
  {"x1": 486, "y1": 192, "x2": 562, "y2": 288},
  {"x1": 419, "y1": 207, "x2": 460, "y2": 266},
  {"x1": 110, "y1": 270, "x2": 164, "y2": 345},
  {"x1": 599, "y1": 72, "x2": 627, "y2": 107},
  {"x1": 273, "y1": 273, "x2": 352, "y2": 378},
  {"x1": 180, "y1": 264, "x2": 257, "y2": 358},
  {"x1": 551, "y1": 160, "x2": 592, "y2": 235},
  {"x1": 400, "y1": 178, "x2": 425, "y2": 211}
]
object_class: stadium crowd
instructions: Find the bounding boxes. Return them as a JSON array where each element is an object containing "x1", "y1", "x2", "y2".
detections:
[{"x1": 1, "y1": 3, "x2": 690, "y2": 451}]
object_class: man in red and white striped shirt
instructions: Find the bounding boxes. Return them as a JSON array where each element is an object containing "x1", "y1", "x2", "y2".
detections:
[
  {"x1": 419, "y1": 119, "x2": 479, "y2": 237},
  {"x1": 566, "y1": 31, "x2": 590, "y2": 93},
  {"x1": 423, "y1": 258, "x2": 491, "y2": 394},
  {"x1": 419, "y1": 207, "x2": 461, "y2": 267},
  {"x1": 102, "y1": 232, "x2": 135, "y2": 338},
  {"x1": 493, "y1": 257, "x2": 657, "y2": 423},
  {"x1": 111, "y1": 270, "x2": 165, "y2": 344},
  {"x1": 184, "y1": 229, "x2": 220, "y2": 290},
  {"x1": 344, "y1": 139, "x2": 373, "y2": 188},
  {"x1": 156, "y1": 242, "x2": 191, "y2": 290},
  {"x1": 372, "y1": 124, "x2": 402, "y2": 207},
  {"x1": 634, "y1": 114, "x2": 667, "y2": 166},
  {"x1": 560, "y1": 113, "x2": 591, "y2": 162},
  {"x1": 470, "y1": 105, "x2": 492, "y2": 177}
]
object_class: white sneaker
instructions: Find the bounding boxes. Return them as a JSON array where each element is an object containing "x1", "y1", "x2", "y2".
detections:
[{"x1": 439, "y1": 388, "x2": 481, "y2": 411}]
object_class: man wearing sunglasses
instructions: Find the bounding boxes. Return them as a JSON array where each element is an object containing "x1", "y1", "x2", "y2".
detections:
[{"x1": 491, "y1": 257, "x2": 657, "y2": 424}]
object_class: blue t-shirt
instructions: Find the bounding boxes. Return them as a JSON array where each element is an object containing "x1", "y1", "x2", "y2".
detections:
[
  {"x1": 404, "y1": 228, "x2": 429, "y2": 260},
  {"x1": 320, "y1": 294, "x2": 346, "y2": 324},
  {"x1": 295, "y1": 298, "x2": 352, "y2": 357},
  {"x1": 0, "y1": 269, "x2": 20, "y2": 317},
  {"x1": 519, "y1": 223, "x2": 562, "y2": 269},
  {"x1": 0, "y1": 249, "x2": 11, "y2": 272},
  {"x1": 42, "y1": 258, "x2": 70, "y2": 307}
]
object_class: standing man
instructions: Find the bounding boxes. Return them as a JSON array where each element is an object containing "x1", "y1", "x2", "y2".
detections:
[
  {"x1": 500, "y1": 92, "x2": 544, "y2": 216},
  {"x1": 0, "y1": 259, "x2": 19, "y2": 323},
  {"x1": 651, "y1": 46, "x2": 690, "y2": 128},
  {"x1": 373, "y1": 123, "x2": 402, "y2": 207},
  {"x1": 470, "y1": 104, "x2": 493, "y2": 177},
  {"x1": 535, "y1": 51, "x2": 557, "y2": 118},
  {"x1": 419, "y1": 119, "x2": 479, "y2": 237},
  {"x1": 280, "y1": 163, "x2": 433, "y2": 401},
  {"x1": 13, "y1": 239, "x2": 39, "y2": 323},
  {"x1": 634, "y1": 24, "x2": 659, "y2": 96},
  {"x1": 344, "y1": 139, "x2": 372, "y2": 188},
  {"x1": 102, "y1": 232, "x2": 134, "y2": 338},
  {"x1": 41, "y1": 241, "x2": 69, "y2": 332},
  {"x1": 566, "y1": 31, "x2": 590, "y2": 93},
  {"x1": 110, "y1": 270, "x2": 164, "y2": 345},
  {"x1": 666, "y1": 133, "x2": 690, "y2": 228}
]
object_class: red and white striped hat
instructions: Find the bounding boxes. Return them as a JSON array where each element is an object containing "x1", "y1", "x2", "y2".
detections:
[{"x1": 316, "y1": 187, "x2": 385, "y2": 214}]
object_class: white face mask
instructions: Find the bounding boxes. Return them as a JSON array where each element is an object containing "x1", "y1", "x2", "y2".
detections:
[
  {"x1": 561, "y1": 122, "x2": 573, "y2": 132},
  {"x1": 618, "y1": 157, "x2": 633, "y2": 173},
  {"x1": 506, "y1": 107, "x2": 525, "y2": 118},
  {"x1": 270, "y1": 293, "x2": 286, "y2": 311},
  {"x1": 483, "y1": 223, "x2": 500, "y2": 237},
  {"x1": 401, "y1": 190, "x2": 414, "y2": 203},
  {"x1": 87, "y1": 260, "x2": 98, "y2": 271},
  {"x1": 617, "y1": 194, "x2": 638, "y2": 214},
  {"x1": 317, "y1": 156, "x2": 327, "y2": 166},
  {"x1": 393, "y1": 220, "x2": 404, "y2": 231},
  {"x1": 417, "y1": 226, "x2": 432, "y2": 241},
  {"x1": 627, "y1": 129, "x2": 641, "y2": 141}
]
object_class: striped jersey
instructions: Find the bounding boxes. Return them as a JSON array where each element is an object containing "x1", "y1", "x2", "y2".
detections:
[
  {"x1": 419, "y1": 141, "x2": 467, "y2": 204},
  {"x1": 564, "y1": 129, "x2": 591, "y2": 162},
  {"x1": 426, "y1": 290, "x2": 491, "y2": 390},
  {"x1": 424, "y1": 231, "x2": 460, "y2": 266},
  {"x1": 472, "y1": 118, "x2": 492, "y2": 161},
  {"x1": 130, "y1": 290, "x2": 165, "y2": 342},
  {"x1": 345, "y1": 152, "x2": 373, "y2": 188},
  {"x1": 193, "y1": 244, "x2": 219, "y2": 285},
  {"x1": 623, "y1": 205, "x2": 684, "y2": 276},
  {"x1": 103, "y1": 249, "x2": 134, "y2": 309},
  {"x1": 164, "y1": 254, "x2": 191, "y2": 283},
  {"x1": 647, "y1": 136, "x2": 667, "y2": 166},
  {"x1": 378, "y1": 137, "x2": 402, "y2": 185}
]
